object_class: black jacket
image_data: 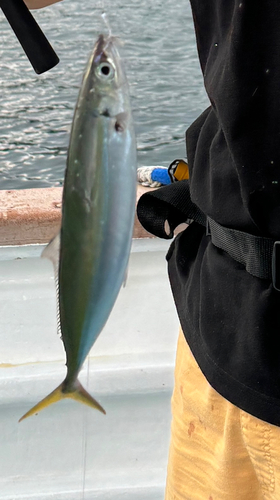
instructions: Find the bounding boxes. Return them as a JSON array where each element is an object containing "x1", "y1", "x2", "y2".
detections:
[{"x1": 138, "y1": 0, "x2": 280, "y2": 425}]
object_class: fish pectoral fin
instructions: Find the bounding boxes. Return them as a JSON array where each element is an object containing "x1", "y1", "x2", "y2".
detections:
[
  {"x1": 123, "y1": 265, "x2": 129, "y2": 288},
  {"x1": 41, "y1": 231, "x2": 62, "y2": 337},
  {"x1": 19, "y1": 380, "x2": 106, "y2": 422},
  {"x1": 41, "y1": 231, "x2": 60, "y2": 269}
]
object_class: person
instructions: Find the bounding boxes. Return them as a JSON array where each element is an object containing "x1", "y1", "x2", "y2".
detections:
[{"x1": 137, "y1": 1, "x2": 280, "y2": 499}]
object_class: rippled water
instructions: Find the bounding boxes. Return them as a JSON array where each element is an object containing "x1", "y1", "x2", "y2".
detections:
[{"x1": 0, "y1": 0, "x2": 209, "y2": 189}]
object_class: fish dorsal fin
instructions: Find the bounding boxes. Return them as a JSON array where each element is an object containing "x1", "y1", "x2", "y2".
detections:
[{"x1": 41, "y1": 232, "x2": 61, "y2": 337}]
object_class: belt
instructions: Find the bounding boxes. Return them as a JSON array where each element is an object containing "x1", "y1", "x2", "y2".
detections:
[
  {"x1": 136, "y1": 179, "x2": 280, "y2": 290},
  {"x1": 206, "y1": 216, "x2": 280, "y2": 290}
]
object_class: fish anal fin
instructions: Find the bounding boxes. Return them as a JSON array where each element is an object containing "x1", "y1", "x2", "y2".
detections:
[{"x1": 19, "y1": 379, "x2": 106, "y2": 422}]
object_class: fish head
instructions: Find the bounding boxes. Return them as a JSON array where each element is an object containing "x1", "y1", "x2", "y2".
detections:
[{"x1": 82, "y1": 34, "x2": 129, "y2": 117}]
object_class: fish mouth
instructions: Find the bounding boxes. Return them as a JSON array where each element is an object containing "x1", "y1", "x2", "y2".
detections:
[
  {"x1": 93, "y1": 34, "x2": 113, "y2": 64},
  {"x1": 93, "y1": 34, "x2": 120, "y2": 65},
  {"x1": 95, "y1": 34, "x2": 107, "y2": 54}
]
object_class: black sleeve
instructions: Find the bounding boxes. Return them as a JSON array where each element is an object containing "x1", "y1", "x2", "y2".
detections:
[
  {"x1": 138, "y1": 1, "x2": 280, "y2": 240},
  {"x1": 188, "y1": 0, "x2": 280, "y2": 238}
]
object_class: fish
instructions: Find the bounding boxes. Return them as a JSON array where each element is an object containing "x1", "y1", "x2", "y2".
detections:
[{"x1": 19, "y1": 34, "x2": 137, "y2": 421}]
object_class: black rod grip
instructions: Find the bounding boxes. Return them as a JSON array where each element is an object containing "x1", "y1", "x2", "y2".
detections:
[{"x1": 0, "y1": 0, "x2": 59, "y2": 74}]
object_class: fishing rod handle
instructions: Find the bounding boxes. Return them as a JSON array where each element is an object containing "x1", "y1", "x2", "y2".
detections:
[{"x1": 0, "y1": 0, "x2": 59, "y2": 74}]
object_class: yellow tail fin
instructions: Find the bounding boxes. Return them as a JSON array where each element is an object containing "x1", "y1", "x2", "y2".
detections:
[{"x1": 19, "y1": 380, "x2": 106, "y2": 422}]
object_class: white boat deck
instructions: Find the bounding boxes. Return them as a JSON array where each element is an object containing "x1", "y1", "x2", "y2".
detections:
[{"x1": 0, "y1": 238, "x2": 179, "y2": 500}]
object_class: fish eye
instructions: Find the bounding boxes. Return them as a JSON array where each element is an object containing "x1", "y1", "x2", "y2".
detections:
[{"x1": 96, "y1": 62, "x2": 115, "y2": 80}]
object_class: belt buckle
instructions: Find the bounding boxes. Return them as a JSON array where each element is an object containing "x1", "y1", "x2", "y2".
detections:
[{"x1": 272, "y1": 241, "x2": 280, "y2": 291}]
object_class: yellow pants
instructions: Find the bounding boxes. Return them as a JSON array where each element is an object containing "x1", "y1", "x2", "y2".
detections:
[{"x1": 165, "y1": 330, "x2": 280, "y2": 500}]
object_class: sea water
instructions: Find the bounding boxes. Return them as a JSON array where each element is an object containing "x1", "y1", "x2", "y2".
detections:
[{"x1": 0, "y1": 0, "x2": 209, "y2": 190}]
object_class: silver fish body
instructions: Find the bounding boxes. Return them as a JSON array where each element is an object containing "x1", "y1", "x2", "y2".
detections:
[
  {"x1": 20, "y1": 34, "x2": 137, "y2": 421},
  {"x1": 61, "y1": 34, "x2": 137, "y2": 381}
]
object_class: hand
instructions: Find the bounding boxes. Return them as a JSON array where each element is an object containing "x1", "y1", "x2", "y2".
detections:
[{"x1": 24, "y1": 0, "x2": 63, "y2": 9}]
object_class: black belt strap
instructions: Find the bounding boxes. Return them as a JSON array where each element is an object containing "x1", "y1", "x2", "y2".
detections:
[
  {"x1": 136, "y1": 180, "x2": 280, "y2": 290},
  {"x1": 207, "y1": 217, "x2": 279, "y2": 288}
]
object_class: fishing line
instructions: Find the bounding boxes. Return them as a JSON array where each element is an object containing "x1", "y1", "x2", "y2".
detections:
[
  {"x1": 81, "y1": 357, "x2": 90, "y2": 500},
  {"x1": 101, "y1": 11, "x2": 112, "y2": 37}
]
